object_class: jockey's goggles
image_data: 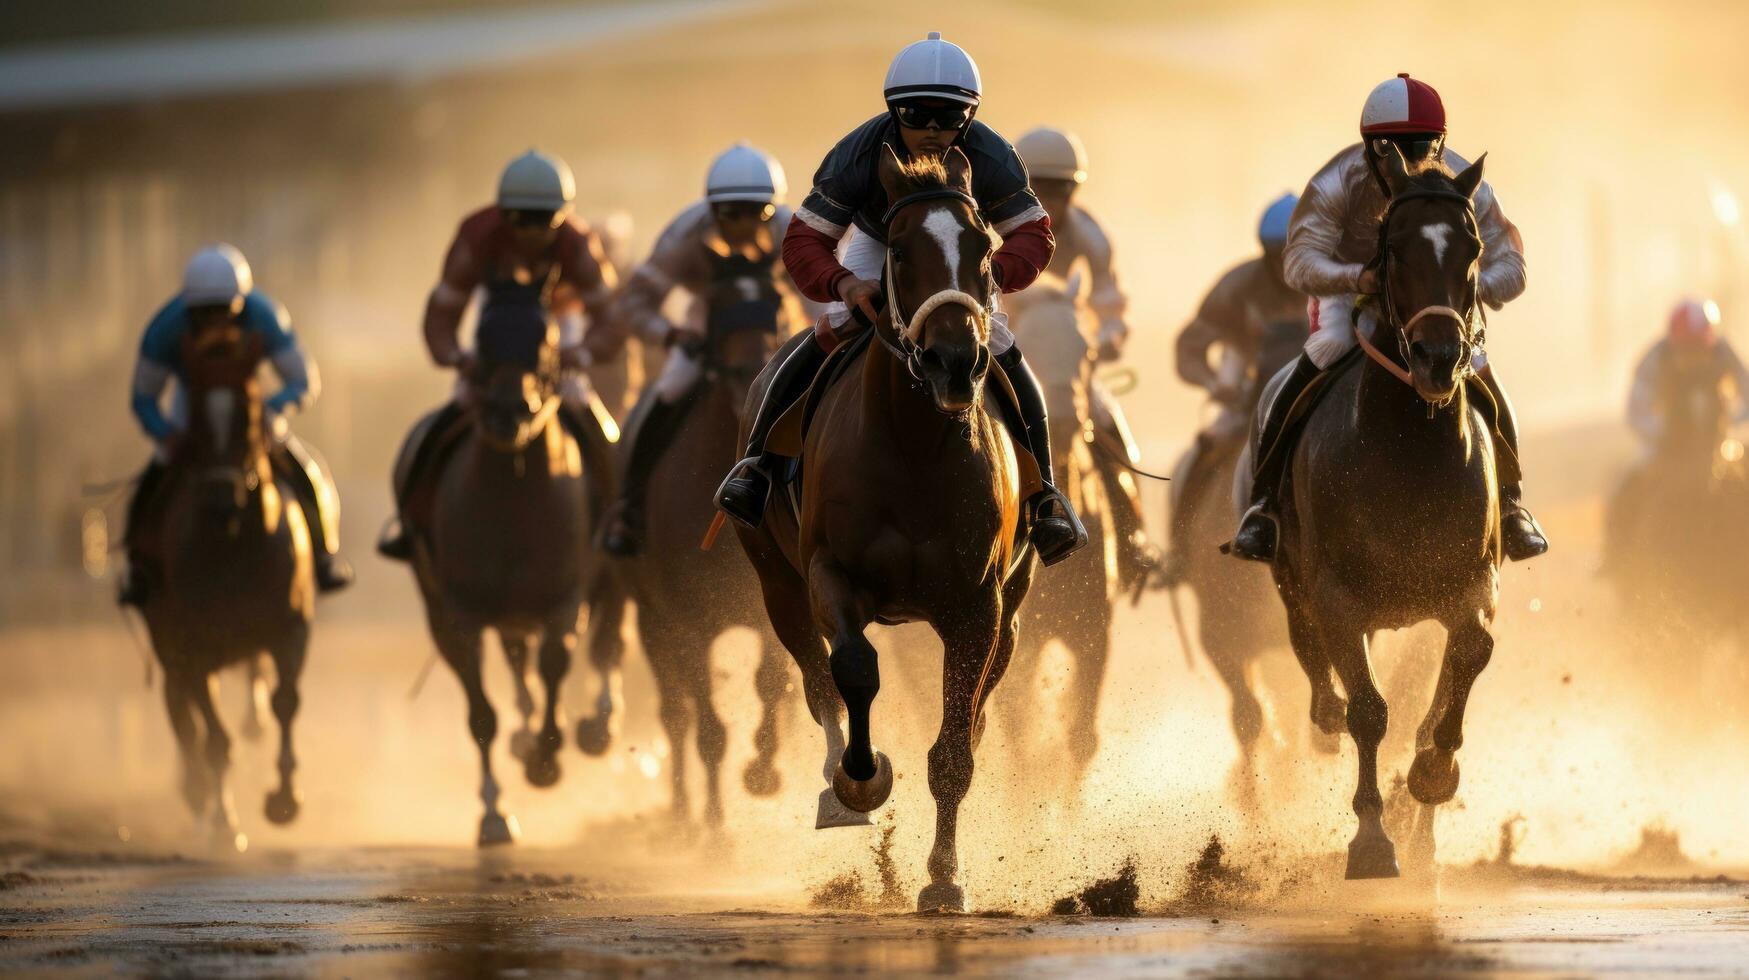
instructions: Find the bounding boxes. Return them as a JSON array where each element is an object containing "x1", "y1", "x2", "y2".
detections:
[
  {"x1": 1378, "y1": 133, "x2": 1443, "y2": 163},
  {"x1": 891, "y1": 102, "x2": 974, "y2": 131},
  {"x1": 505, "y1": 208, "x2": 564, "y2": 230},
  {"x1": 712, "y1": 201, "x2": 776, "y2": 224}
]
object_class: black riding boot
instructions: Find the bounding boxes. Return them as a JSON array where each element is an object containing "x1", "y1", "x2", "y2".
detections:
[
  {"x1": 118, "y1": 459, "x2": 168, "y2": 607},
  {"x1": 277, "y1": 437, "x2": 353, "y2": 593},
  {"x1": 1158, "y1": 432, "x2": 1216, "y2": 586},
  {"x1": 378, "y1": 402, "x2": 462, "y2": 562},
  {"x1": 996, "y1": 346, "x2": 1088, "y2": 566},
  {"x1": 601, "y1": 396, "x2": 691, "y2": 557},
  {"x1": 715, "y1": 338, "x2": 827, "y2": 528},
  {"x1": 1476, "y1": 366, "x2": 1549, "y2": 561},
  {"x1": 1232, "y1": 352, "x2": 1323, "y2": 562}
]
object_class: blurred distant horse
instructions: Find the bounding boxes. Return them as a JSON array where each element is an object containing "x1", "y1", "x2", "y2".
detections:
[{"x1": 141, "y1": 318, "x2": 314, "y2": 848}]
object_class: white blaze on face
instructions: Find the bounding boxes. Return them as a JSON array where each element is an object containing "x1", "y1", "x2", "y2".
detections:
[
  {"x1": 922, "y1": 206, "x2": 967, "y2": 292},
  {"x1": 1420, "y1": 221, "x2": 1455, "y2": 265},
  {"x1": 205, "y1": 388, "x2": 235, "y2": 454}
]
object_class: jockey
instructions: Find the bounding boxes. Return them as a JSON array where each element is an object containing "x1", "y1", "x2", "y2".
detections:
[
  {"x1": 1014, "y1": 125, "x2": 1158, "y2": 583},
  {"x1": 121, "y1": 244, "x2": 353, "y2": 604},
  {"x1": 1157, "y1": 193, "x2": 1309, "y2": 585},
  {"x1": 598, "y1": 143, "x2": 812, "y2": 556},
  {"x1": 378, "y1": 149, "x2": 619, "y2": 561},
  {"x1": 1231, "y1": 73, "x2": 1549, "y2": 563},
  {"x1": 1627, "y1": 298, "x2": 1749, "y2": 449},
  {"x1": 713, "y1": 32, "x2": 1087, "y2": 565}
]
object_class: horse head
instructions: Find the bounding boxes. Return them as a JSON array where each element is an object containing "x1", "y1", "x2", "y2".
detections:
[
  {"x1": 179, "y1": 314, "x2": 269, "y2": 519},
  {"x1": 702, "y1": 278, "x2": 786, "y2": 414},
  {"x1": 471, "y1": 300, "x2": 563, "y2": 451},
  {"x1": 1374, "y1": 142, "x2": 1487, "y2": 406},
  {"x1": 877, "y1": 144, "x2": 995, "y2": 415}
]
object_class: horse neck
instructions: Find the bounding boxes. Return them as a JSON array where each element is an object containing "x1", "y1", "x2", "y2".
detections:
[
  {"x1": 861, "y1": 339, "x2": 969, "y2": 453},
  {"x1": 1355, "y1": 344, "x2": 1469, "y2": 448}
]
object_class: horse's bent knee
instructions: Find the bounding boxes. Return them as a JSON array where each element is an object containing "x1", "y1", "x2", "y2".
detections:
[{"x1": 1346, "y1": 693, "x2": 1387, "y2": 744}]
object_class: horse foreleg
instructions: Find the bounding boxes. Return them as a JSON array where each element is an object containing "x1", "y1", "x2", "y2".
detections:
[
  {"x1": 641, "y1": 620, "x2": 694, "y2": 823},
  {"x1": 434, "y1": 617, "x2": 512, "y2": 846},
  {"x1": 1205, "y1": 639, "x2": 1264, "y2": 807},
  {"x1": 190, "y1": 673, "x2": 244, "y2": 851},
  {"x1": 574, "y1": 568, "x2": 626, "y2": 756},
  {"x1": 920, "y1": 594, "x2": 1008, "y2": 913},
  {"x1": 162, "y1": 671, "x2": 209, "y2": 820},
  {"x1": 742, "y1": 631, "x2": 789, "y2": 798},
  {"x1": 264, "y1": 622, "x2": 309, "y2": 826},
  {"x1": 1410, "y1": 611, "x2": 1495, "y2": 807},
  {"x1": 809, "y1": 555, "x2": 891, "y2": 815},
  {"x1": 240, "y1": 654, "x2": 270, "y2": 742},
  {"x1": 1063, "y1": 610, "x2": 1112, "y2": 785},
  {"x1": 1286, "y1": 601, "x2": 1346, "y2": 742},
  {"x1": 1324, "y1": 625, "x2": 1396, "y2": 880},
  {"x1": 524, "y1": 614, "x2": 576, "y2": 790},
  {"x1": 685, "y1": 642, "x2": 728, "y2": 829},
  {"x1": 501, "y1": 631, "x2": 539, "y2": 763}
]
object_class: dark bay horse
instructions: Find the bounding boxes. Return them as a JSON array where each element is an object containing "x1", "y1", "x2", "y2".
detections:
[
  {"x1": 141, "y1": 320, "x2": 314, "y2": 849},
  {"x1": 1249, "y1": 148, "x2": 1503, "y2": 879},
  {"x1": 735, "y1": 146, "x2": 1033, "y2": 912},
  {"x1": 404, "y1": 303, "x2": 609, "y2": 846},
  {"x1": 1000, "y1": 273, "x2": 1113, "y2": 787},
  {"x1": 593, "y1": 305, "x2": 793, "y2": 826}
]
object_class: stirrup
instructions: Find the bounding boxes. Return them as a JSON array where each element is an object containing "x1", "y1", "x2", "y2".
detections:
[
  {"x1": 1229, "y1": 501, "x2": 1279, "y2": 563},
  {"x1": 377, "y1": 517, "x2": 413, "y2": 562},
  {"x1": 316, "y1": 554, "x2": 355, "y2": 593},
  {"x1": 600, "y1": 502, "x2": 645, "y2": 558},
  {"x1": 714, "y1": 456, "x2": 772, "y2": 529},
  {"x1": 1029, "y1": 486, "x2": 1089, "y2": 567},
  {"x1": 1501, "y1": 505, "x2": 1549, "y2": 562}
]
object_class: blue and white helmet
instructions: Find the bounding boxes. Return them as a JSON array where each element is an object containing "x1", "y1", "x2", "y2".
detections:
[
  {"x1": 705, "y1": 143, "x2": 787, "y2": 205},
  {"x1": 182, "y1": 244, "x2": 254, "y2": 308},
  {"x1": 883, "y1": 32, "x2": 981, "y2": 106},
  {"x1": 1258, "y1": 193, "x2": 1297, "y2": 247}
]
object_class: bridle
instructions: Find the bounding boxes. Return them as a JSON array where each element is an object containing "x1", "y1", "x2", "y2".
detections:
[
  {"x1": 871, "y1": 187, "x2": 994, "y2": 381},
  {"x1": 1354, "y1": 187, "x2": 1482, "y2": 389}
]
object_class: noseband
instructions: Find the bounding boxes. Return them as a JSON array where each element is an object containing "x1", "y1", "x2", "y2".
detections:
[
  {"x1": 1355, "y1": 187, "x2": 1482, "y2": 389},
  {"x1": 874, "y1": 188, "x2": 993, "y2": 380}
]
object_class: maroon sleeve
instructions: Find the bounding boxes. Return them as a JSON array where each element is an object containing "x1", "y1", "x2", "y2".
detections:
[
  {"x1": 991, "y1": 215, "x2": 1054, "y2": 294},
  {"x1": 782, "y1": 218, "x2": 854, "y2": 304}
]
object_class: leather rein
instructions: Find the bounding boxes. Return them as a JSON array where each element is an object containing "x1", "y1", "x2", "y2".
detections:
[
  {"x1": 1353, "y1": 187, "x2": 1483, "y2": 389},
  {"x1": 868, "y1": 188, "x2": 994, "y2": 381}
]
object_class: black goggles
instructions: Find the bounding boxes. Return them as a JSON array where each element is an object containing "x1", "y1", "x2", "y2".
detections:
[
  {"x1": 505, "y1": 208, "x2": 562, "y2": 230},
  {"x1": 712, "y1": 201, "x2": 776, "y2": 223},
  {"x1": 1381, "y1": 134, "x2": 1442, "y2": 162},
  {"x1": 891, "y1": 102, "x2": 974, "y2": 131}
]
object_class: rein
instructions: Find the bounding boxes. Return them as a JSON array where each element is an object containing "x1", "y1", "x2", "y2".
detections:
[
  {"x1": 1356, "y1": 186, "x2": 1482, "y2": 392},
  {"x1": 872, "y1": 187, "x2": 993, "y2": 380}
]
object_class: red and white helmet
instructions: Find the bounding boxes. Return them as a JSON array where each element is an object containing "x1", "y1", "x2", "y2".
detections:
[
  {"x1": 1360, "y1": 73, "x2": 1446, "y2": 136},
  {"x1": 1668, "y1": 297, "x2": 1721, "y2": 347}
]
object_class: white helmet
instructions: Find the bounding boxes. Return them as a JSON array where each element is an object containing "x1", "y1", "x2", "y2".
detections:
[
  {"x1": 883, "y1": 32, "x2": 981, "y2": 106},
  {"x1": 497, "y1": 149, "x2": 576, "y2": 212},
  {"x1": 1016, "y1": 127, "x2": 1088, "y2": 184},
  {"x1": 182, "y1": 244, "x2": 253, "y2": 308},
  {"x1": 705, "y1": 143, "x2": 787, "y2": 205}
]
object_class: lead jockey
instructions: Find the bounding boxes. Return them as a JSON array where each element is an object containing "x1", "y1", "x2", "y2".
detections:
[
  {"x1": 1014, "y1": 126, "x2": 1158, "y2": 584},
  {"x1": 1230, "y1": 73, "x2": 1549, "y2": 563},
  {"x1": 121, "y1": 244, "x2": 353, "y2": 604},
  {"x1": 713, "y1": 32, "x2": 1086, "y2": 565},
  {"x1": 378, "y1": 149, "x2": 619, "y2": 561}
]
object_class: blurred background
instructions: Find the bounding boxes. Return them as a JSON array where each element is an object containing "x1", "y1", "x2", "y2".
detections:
[{"x1": 1, "y1": 0, "x2": 1746, "y2": 897}]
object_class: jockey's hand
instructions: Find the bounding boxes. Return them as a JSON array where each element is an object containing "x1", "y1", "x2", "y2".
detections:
[
  {"x1": 837, "y1": 277, "x2": 882, "y2": 324},
  {"x1": 1356, "y1": 267, "x2": 1381, "y2": 295}
]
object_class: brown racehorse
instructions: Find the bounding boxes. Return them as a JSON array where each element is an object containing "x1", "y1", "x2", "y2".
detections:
[
  {"x1": 404, "y1": 301, "x2": 609, "y2": 846},
  {"x1": 999, "y1": 273, "x2": 1113, "y2": 787},
  {"x1": 1247, "y1": 148, "x2": 1503, "y2": 879},
  {"x1": 736, "y1": 146, "x2": 1033, "y2": 912},
  {"x1": 141, "y1": 319, "x2": 314, "y2": 849},
  {"x1": 589, "y1": 304, "x2": 794, "y2": 826}
]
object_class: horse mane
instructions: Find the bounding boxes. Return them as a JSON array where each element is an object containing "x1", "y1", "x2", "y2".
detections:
[{"x1": 893, "y1": 154, "x2": 952, "y2": 192}]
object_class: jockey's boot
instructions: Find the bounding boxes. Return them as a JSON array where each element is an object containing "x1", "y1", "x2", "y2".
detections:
[
  {"x1": 1477, "y1": 366, "x2": 1549, "y2": 561},
  {"x1": 1233, "y1": 352, "x2": 1322, "y2": 562},
  {"x1": 117, "y1": 459, "x2": 168, "y2": 607},
  {"x1": 1091, "y1": 389, "x2": 1159, "y2": 588},
  {"x1": 377, "y1": 403, "x2": 460, "y2": 563},
  {"x1": 276, "y1": 436, "x2": 353, "y2": 593},
  {"x1": 1158, "y1": 432, "x2": 1215, "y2": 586},
  {"x1": 716, "y1": 338, "x2": 827, "y2": 528},
  {"x1": 997, "y1": 346, "x2": 1088, "y2": 566},
  {"x1": 601, "y1": 396, "x2": 690, "y2": 557}
]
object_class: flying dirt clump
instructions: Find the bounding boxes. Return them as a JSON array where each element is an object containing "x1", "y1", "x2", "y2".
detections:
[
  {"x1": 1160, "y1": 835, "x2": 1260, "y2": 915},
  {"x1": 1050, "y1": 857, "x2": 1141, "y2": 917},
  {"x1": 807, "y1": 823, "x2": 906, "y2": 912}
]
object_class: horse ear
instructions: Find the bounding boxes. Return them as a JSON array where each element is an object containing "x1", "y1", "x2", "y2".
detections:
[
  {"x1": 1453, "y1": 152, "x2": 1486, "y2": 201},
  {"x1": 942, "y1": 145, "x2": 972, "y2": 192},
  {"x1": 1374, "y1": 138, "x2": 1411, "y2": 196},
  {"x1": 878, "y1": 142, "x2": 907, "y2": 201}
]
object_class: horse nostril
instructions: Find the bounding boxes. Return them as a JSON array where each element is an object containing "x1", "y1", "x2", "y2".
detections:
[
  {"x1": 919, "y1": 349, "x2": 945, "y2": 374},
  {"x1": 1410, "y1": 341, "x2": 1431, "y2": 362}
]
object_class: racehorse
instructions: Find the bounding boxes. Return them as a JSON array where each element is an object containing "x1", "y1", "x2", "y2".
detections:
[
  {"x1": 402, "y1": 300, "x2": 610, "y2": 846},
  {"x1": 1246, "y1": 147, "x2": 1504, "y2": 879},
  {"x1": 139, "y1": 317, "x2": 314, "y2": 849},
  {"x1": 734, "y1": 146, "x2": 1033, "y2": 911},
  {"x1": 591, "y1": 289, "x2": 794, "y2": 825},
  {"x1": 999, "y1": 272, "x2": 1113, "y2": 787}
]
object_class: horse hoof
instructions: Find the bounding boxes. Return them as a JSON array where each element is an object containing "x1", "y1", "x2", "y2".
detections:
[
  {"x1": 742, "y1": 759, "x2": 782, "y2": 797},
  {"x1": 832, "y1": 751, "x2": 893, "y2": 814},
  {"x1": 575, "y1": 717, "x2": 614, "y2": 757},
  {"x1": 1345, "y1": 833, "x2": 1400, "y2": 880},
  {"x1": 1408, "y1": 750, "x2": 1460, "y2": 805},
  {"x1": 263, "y1": 789, "x2": 301, "y2": 825},
  {"x1": 478, "y1": 813, "x2": 518, "y2": 848},
  {"x1": 917, "y1": 881, "x2": 966, "y2": 913},
  {"x1": 815, "y1": 788, "x2": 873, "y2": 830},
  {"x1": 524, "y1": 751, "x2": 562, "y2": 790},
  {"x1": 509, "y1": 729, "x2": 537, "y2": 761}
]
